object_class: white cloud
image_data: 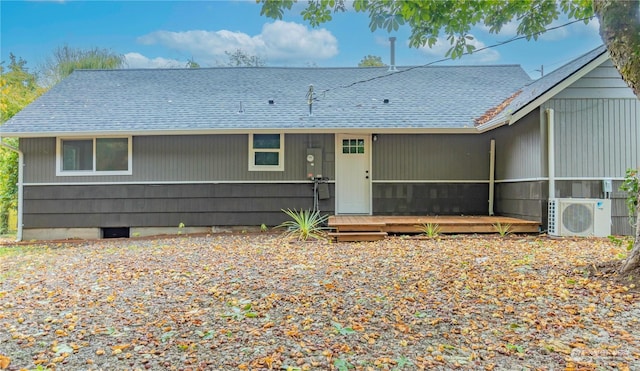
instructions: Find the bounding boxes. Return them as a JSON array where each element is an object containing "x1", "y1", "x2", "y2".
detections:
[
  {"x1": 479, "y1": 16, "x2": 600, "y2": 42},
  {"x1": 259, "y1": 21, "x2": 338, "y2": 61},
  {"x1": 540, "y1": 17, "x2": 600, "y2": 41},
  {"x1": 124, "y1": 53, "x2": 184, "y2": 69},
  {"x1": 417, "y1": 35, "x2": 501, "y2": 64},
  {"x1": 135, "y1": 20, "x2": 338, "y2": 66},
  {"x1": 480, "y1": 20, "x2": 519, "y2": 36}
]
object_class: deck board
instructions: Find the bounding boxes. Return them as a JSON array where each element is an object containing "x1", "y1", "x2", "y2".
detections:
[{"x1": 328, "y1": 215, "x2": 540, "y2": 235}]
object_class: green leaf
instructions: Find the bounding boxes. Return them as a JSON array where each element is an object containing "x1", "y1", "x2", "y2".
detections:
[
  {"x1": 394, "y1": 355, "x2": 412, "y2": 369},
  {"x1": 332, "y1": 321, "x2": 356, "y2": 335},
  {"x1": 334, "y1": 357, "x2": 354, "y2": 370},
  {"x1": 161, "y1": 331, "x2": 176, "y2": 343},
  {"x1": 196, "y1": 330, "x2": 215, "y2": 340},
  {"x1": 53, "y1": 343, "x2": 74, "y2": 355}
]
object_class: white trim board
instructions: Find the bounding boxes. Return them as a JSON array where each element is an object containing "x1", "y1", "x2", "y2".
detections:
[
  {"x1": 23, "y1": 180, "x2": 335, "y2": 186},
  {"x1": 372, "y1": 180, "x2": 490, "y2": 184}
]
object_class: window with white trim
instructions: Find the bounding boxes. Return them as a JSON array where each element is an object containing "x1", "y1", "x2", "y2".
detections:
[
  {"x1": 57, "y1": 137, "x2": 132, "y2": 176},
  {"x1": 248, "y1": 133, "x2": 284, "y2": 171}
]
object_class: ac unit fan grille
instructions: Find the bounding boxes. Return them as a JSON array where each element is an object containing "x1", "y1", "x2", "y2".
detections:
[{"x1": 562, "y1": 203, "x2": 593, "y2": 233}]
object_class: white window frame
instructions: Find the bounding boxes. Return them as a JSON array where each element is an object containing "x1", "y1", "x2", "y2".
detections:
[
  {"x1": 56, "y1": 136, "x2": 133, "y2": 176},
  {"x1": 248, "y1": 133, "x2": 284, "y2": 171}
]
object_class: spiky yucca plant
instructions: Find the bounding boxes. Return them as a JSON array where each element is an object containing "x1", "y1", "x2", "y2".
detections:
[
  {"x1": 277, "y1": 208, "x2": 328, "y2": 241},
  {"x1": 417, "y1": 223, "x2": 442, "y2": 238},
  {"x1": 493, "y1": 222, "x2": 512, "y2": 237}
]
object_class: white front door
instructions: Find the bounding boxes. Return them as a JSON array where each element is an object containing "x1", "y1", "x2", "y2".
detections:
[{"x1": 336, "y1": 134, "x2": 371, "y2": 214}]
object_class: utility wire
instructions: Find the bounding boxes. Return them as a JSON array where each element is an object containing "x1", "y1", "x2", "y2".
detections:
[{"x1": 314, "y1": 16, "x2": 595, "y2": 98}]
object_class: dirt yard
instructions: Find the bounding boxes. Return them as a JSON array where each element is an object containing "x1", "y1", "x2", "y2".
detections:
[{"x1": 1, "y1": 233, "x2": 638, "y2": 370}]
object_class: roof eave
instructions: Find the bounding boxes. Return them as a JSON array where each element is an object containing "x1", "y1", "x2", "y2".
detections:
[
  {"x1": 507, "y1": 50, "x2": 610, "y2": 125},
  {"x1": 0, "y1": 126, "x2": 481, "y2": 138},
  {"x1": 475, "y1": 114, "x2": 511, "y2": 132}
]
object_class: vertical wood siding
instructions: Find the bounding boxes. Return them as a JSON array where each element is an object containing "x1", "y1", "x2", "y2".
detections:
[
  {"x1": 555, "y1": 60, "x2": 637, "y2": 99},
  {"x1": 487, "y1": 109, "x2": 543, "y2": 180},
  {"x1": 21, "y1": 134, "x2": 335, "y2": 183},
  {"x1": 372, "y1": 134, "x2": 489, "y2": 181},
  {"x1": 544, "y1": 99, "x2": 640, "y2": 178}
]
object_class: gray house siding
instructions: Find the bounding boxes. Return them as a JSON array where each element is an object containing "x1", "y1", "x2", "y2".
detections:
[
  {"x1": 372, "y1": 134, "x2": 490, "y2": 214},
  {"x1": 486, "y1": 109, "x2": 548, "y2": 224},
  {"x1": 20, "y1": 133, "x2": 336, "y2": 233},
  {"x1": 485, "y1": 56, "x2": 640, "y2": 236},
  {"x1": 545, "y1": 99, "x2": 639, "y2": 178},
  {"x1": 494, "y1": 181, "x2": 548, "y2": 228},
  {"x1": 21, "y1": 133, "x2": 335, "y2": 183},
  {"x1": 544, "y1": 97, "x2": 639, "y2": 235},
  {"x1": 491, "y1": 109, "x2": 544, "y2": 180},
  {"x1": 373, "y1": 183, "x2": 489, "y2": 215},
  {"x1": 22, "y1": 183, "x2": 334, "y2": 229},
  {"x1": 554, "y1": 60, "x2": 637, "y2": 100},
  {"x1": 488, "y1": 97, "x2": 639, "y2": 236},
  {"x1": 373, "y1": 134, "x2": 490, "y2": 181}
]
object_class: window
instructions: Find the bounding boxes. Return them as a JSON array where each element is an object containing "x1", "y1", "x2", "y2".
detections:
[
  {"x1": 57, "y1": 137, "x2": 132, "y2": 176},
  {"x1": 249, "y1": 133, "x2": 284, "y2": 171},
  {"x1": 342, "y1": 138, "x2": 365, "y2": 154}
]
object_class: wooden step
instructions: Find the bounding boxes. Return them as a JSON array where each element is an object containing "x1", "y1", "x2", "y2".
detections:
[
  {"x1": 328, "y1": 215, "x2": 540, "y2": 235},
  {"x1": 385, "y1": 223, "x2": 540, "y2": 234},
  {"x1": 328, "y1": 222, "x2": 386, "y2": 232},
  {"x1": 328, "y1": 231, "x2": 388, "y2": 242}
]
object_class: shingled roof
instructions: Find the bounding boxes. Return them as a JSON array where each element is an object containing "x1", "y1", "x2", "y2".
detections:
[
  {"x1": 1, "y1": 65, "x2": 531, "y2": 137},
  {"x1": 476, "y1": 45, "x2": 608, "y2": 130}
]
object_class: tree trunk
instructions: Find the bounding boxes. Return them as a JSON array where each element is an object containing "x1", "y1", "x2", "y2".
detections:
[
  {"x1": 619, "y1": 191, "x2": 640, "y2": 274},
  {"x1": 593, "y1": 0, "x2": 640, "y2": 96},
  {"x1": 593, "y1": 0, "x2": 640, "y2": 274}
]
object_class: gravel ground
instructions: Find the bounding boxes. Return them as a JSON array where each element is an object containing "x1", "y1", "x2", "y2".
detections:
[{"x1": 1, "y1": 233, "x2": 639, "y2": 370}]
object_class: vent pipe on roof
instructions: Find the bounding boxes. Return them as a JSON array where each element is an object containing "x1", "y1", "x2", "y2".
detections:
[
  {"x1": 388, "y1": 37, "x2": 397, "y2": 72},
  {"x1": 306, "y1": 84, "x2": 314, "y2": 116}
]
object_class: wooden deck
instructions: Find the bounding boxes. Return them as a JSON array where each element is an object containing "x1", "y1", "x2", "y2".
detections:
[{"x1": 327, "y1": 215, "x2": 540, "y2": 242}]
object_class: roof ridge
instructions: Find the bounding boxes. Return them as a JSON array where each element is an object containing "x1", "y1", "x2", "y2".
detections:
[{"x1": 71, "y1": 64, "x2": 527, "y2": 73}]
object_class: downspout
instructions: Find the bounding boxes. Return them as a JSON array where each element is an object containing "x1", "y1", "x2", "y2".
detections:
[
  {"x1": 546, "y1": 108, "x2": 555, "y2": 199},
  {"x1": 0, "y1": 137, "x2": 23, "y2": 241},
  {"x1": 488, "y1": 139, "x2": 495, "y2": 215}
]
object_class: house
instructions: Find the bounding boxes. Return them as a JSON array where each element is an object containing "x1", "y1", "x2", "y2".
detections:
[{"x1": 1, "y1": 45, "x2": 638, "y2": 240}]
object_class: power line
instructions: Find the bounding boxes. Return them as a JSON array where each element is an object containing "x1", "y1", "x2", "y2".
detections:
[{"x1": 314, "y1": 16, "x2": 595, "y2": 98}]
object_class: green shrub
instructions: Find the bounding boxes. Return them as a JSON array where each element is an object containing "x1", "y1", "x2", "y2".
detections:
[
  {"x1": 493, "y1": 222, "x2": 512, "y2": 237},
  {"x1": 276, "y1": 208, "x2": 328, "y2": 241},
  {"x1": 417, "y1": 223, "x2": 442, "y2": 238},
  {"x1": 620, "y1": 168, "x2": 639, "y2": 226}
]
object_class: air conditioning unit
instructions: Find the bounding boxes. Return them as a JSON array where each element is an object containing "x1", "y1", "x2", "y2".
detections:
[{"x1": 548, "y1": 198, "x2": 611, "y2": 237}]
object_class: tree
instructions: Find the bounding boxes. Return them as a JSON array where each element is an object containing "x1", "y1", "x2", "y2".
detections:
[
  {"x1": 186, "y1": 58, "x2": 201, "y2": 69},
  {"x1": 358, "y1": 55, "x2": 386, "y2": 67},
  {"x1": 41, "y1": 45, "x2": 125, "y2": 86},
  {"x1": 259, "y1": 0, "x2": 640, "y2": 274},
  {"x1": 0, "y1": 55, "x2": 44, "y2": 233},
  {"x1": 1, "y1": 46, "x2": 124, "y2": 234},
  {"x1": 225, "y1": 49, "x2": 266, "y2": 67}
]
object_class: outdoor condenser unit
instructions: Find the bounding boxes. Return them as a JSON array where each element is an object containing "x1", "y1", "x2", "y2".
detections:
[{"x1": 548, "y1": 198, "x2": 611, "y2": 237}]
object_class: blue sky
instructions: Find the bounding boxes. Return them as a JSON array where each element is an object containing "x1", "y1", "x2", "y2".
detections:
[{"x1": 2, "y1": 0, "x2": 603, "y2": 79}]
